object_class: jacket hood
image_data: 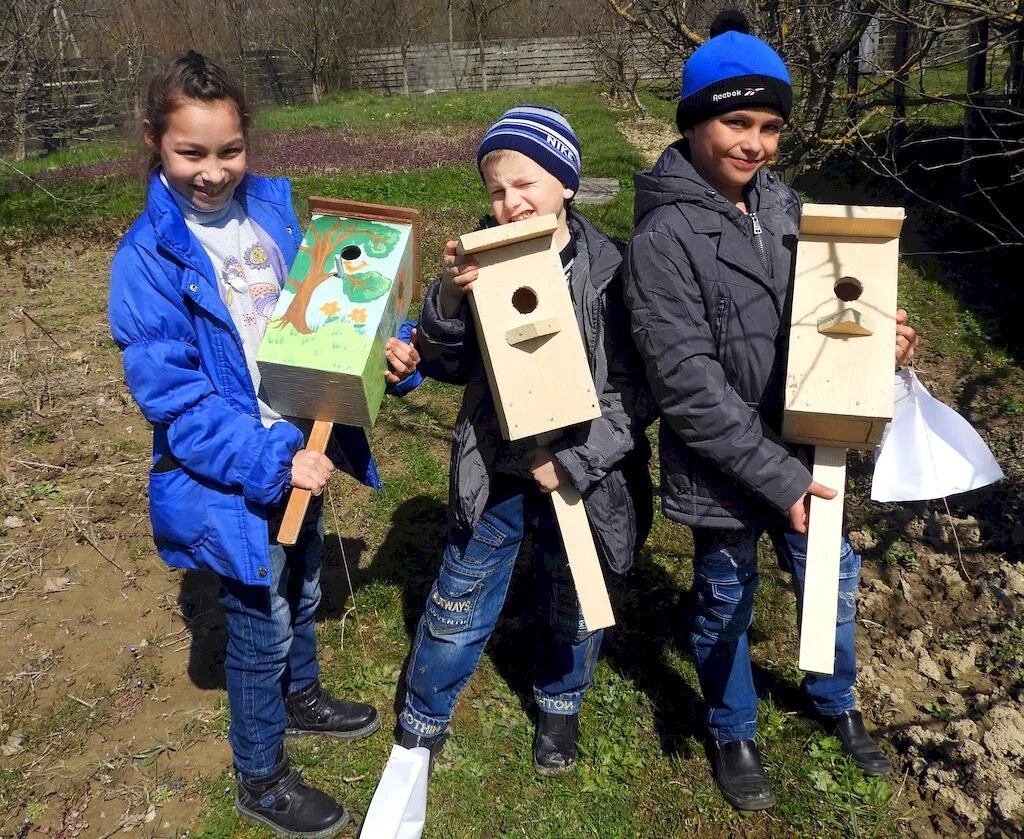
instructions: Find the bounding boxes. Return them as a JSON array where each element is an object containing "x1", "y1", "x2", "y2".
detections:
[{"x1": 634, "y1": 140, "x2": 770, "y2": 226}]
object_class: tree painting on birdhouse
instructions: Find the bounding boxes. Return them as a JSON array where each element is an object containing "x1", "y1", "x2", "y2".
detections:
[
  {"x1": 274, "y1": 215, "x2": 401, "y2": 335},
  {"x1": 259, "y1": 214, "x2": 412, "y2": 368}
]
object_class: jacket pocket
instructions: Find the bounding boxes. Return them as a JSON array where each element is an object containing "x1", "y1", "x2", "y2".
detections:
[
  {"x1": 148, "y1": 468, "x2": 211, "y2": 556},
  {"x1": 713, "y1": 293, "x2": 731, "y2": 361}
]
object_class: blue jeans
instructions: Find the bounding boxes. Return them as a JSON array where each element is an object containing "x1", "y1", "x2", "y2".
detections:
[
  {"x1": 690, "y1": 527, "x2": 860, "y2": 743},
  {"x1": 400, "y1": 478, "x2": 603, "y2": 737},
  {"x1": 218, "y1": 510, "x2": 324, "y2": 777}
]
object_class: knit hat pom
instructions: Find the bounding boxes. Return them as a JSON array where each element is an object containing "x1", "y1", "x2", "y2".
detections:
[{"x1": 709, "y1": 9, "x2": 750, "y2": 37}]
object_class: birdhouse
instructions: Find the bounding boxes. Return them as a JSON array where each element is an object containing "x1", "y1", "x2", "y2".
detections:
[
  {"x1": 457, "y1": 214, "x2": 600, "y2": 441},
  {"x1": 782, "y1": 203, "x2": 905, "y2": 675},
  {"x1": 257, "y1": 198, "x2": 421, "y2": 429},
  {"x1": 783, "y1": 204, "x2": 905, "y2": 449},
  {"x1": 458, "y1": 214, "x2": 613, "y2": 632}
]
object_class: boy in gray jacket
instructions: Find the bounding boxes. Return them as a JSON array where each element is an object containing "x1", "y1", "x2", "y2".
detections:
[
  {"x1": 623, "y1": 13, "x2": 917, "y2": 810},
  {"x1": 397, "y1": 106, "x2": 652, "y2": 774}
]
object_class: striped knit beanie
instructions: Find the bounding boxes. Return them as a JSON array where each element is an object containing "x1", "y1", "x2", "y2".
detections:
[
  {"x1": 477, "y1": 105, "x2": 582, "y2": 193},
  {"x1": 676, "y1": 11, "x2": 792, "y2": 132}
]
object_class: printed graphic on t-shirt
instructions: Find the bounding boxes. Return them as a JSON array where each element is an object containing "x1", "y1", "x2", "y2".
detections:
[
  {"x1": 244, "y1": 242, "x2": 271, "y2": 271},
  {"x1": 219, "y1": 255, "x2": 280, "y2": 318},
  {"x1": 221, "y1": 256, "x2": 247, "y2": 306}
]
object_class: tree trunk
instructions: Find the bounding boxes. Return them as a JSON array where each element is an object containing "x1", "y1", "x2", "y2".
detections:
[
  {"x1": 959, "y1": 17, "x2": 989, "y2": 210},
  {"x1": 889, "y1": 0, "x2": 911, "y2": 152},
  {"x1": 477, "y1": 27, "x2": 488, "y2": 91},
  {"x1": 401, "y1": 43, "x2": 410, "y2": 95}
]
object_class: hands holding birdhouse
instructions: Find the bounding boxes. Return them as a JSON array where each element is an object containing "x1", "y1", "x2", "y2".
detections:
[
  {"x1": 527, "y1": 445, "x2": 572, "y2": 494},
  {"x1": 386, "y1": 330, "x2": 421, "y2": 385},
  {"x1": 438, "y1": 240, "x2": 480, "y2": 318},
  {"x1": 290, "y1": 449, "x2": 336, "y2": 496},
  {"x1": 895, "y1": 309, "x2": 919, "y2": 368}
]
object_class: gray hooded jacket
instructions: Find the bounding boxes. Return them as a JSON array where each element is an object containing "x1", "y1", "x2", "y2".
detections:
[
  {"x1": 417, "y1": 210, "x2": 653, "y2": 573},
  {"x1": 623, "y1": 140, "x2": 812, "y2": 530}
]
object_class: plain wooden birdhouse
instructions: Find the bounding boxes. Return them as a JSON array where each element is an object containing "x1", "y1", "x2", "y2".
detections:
[
  {"x1": 457, "y1": 214, "x2": 601, "y2": 441},
  {"x1": 783, "y1": 204, "x2": 905, "y2": 450},
  {"x1": 783, "y1": 203, "x2": 905, "y2": 675}
]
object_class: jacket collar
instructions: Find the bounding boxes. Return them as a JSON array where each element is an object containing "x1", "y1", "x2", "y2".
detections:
[{"x1": 145, "y1": 170, "x2": 276, "y2": 272}]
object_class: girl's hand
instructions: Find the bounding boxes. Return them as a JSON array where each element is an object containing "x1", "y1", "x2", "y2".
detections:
[
  {"x1": 528, "y1": 446, "x2": 570, "y2": 494},
  {"x1": 895, "y1": 308, "x2": 918, "y2": 368},
  {"x1": 385, "y1": 330, "x2": 420, "y2": 384},
  {"x1": 438, "y1": 240, "x2": 478, "y2": 317},
  {"x1": 291, "y1": 449, "x2": 334, "y2": 495},
  {"x1": 787, "y1": 479, "x2": 837, "y2": 534}
]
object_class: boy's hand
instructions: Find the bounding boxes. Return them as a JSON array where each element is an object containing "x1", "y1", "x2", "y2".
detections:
[
  {"x1": 528, "y1": 446, "x2": 570, "y2": 494},
  {"x1": 895, "y1": 308, "x2": 918, "y2": 368},
  {"x1": 385, "y1": 330, "x2": 420, "y2": 384},
  {"x1": 438, "y1": 240, "x2": 479, "y2": 318},
  {"x1": 788, "y1": 479, "x2": 837, "y2": 534},
  {"x1": 290, "y1": 449, "x2": 334, "y2": 496}
]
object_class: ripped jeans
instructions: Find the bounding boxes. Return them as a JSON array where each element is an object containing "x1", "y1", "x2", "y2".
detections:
[
  {"x1": 690, "y1": 527, "x2": 860, "y2": 743},
  {"x1": 400, "y1": 477, "x2": 602, "y2": 738}
]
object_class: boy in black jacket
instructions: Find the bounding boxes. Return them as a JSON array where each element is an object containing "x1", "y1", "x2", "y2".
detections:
[
  {"x1": 397, "y1": 106, "x2": 652, "y2": 774},
  {"x1": 623, "y1": 14, "x2": 917, "y2": 810}
]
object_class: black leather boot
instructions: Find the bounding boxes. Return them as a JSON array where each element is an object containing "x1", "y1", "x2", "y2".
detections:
[
  {"x1": 236, "y1": 751, "x2": 349, "y2": 838},
  {"x1": 284, "y1": 680, "x2": 380, "y2": 741},
  {"x1": 532, "y1": 711, "x2": 579, "y2": 776},
  {"x1": 396, "y1": 726, "x2": 448, "y2": 775},
  {"x1": 711, "y1": 740, "x2": 776, "y2": 811},
  {"x1": 812, "y1": 709, "x2": 892, "y2": 776}
]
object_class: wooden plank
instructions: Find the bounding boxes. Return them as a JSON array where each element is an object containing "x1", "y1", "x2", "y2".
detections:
[
  {"x1": 551, "y1": 483, "x2": 615, "y2": 631},
  {"x1": 798, "y1": 445, "x2": 848, "y2": 674},
  {"x1": 799, "y1": 204, "x2": 905, "y2": 239},
  {"x1": 457, "y1": 214, "x2": 557, "y2": 255},
  {"x1": 278, "y1": 419, "x2": 332, "y2": 546}
]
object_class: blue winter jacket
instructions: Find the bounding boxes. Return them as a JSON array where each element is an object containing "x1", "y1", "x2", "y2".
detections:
[{"x1": 109, "y1": 172, "x2": 412, "y2": 586}]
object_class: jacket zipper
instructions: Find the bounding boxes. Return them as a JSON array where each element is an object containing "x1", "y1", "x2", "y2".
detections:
[{"x1": 749, "y1": 211, "x2": 769, "y2": 272}]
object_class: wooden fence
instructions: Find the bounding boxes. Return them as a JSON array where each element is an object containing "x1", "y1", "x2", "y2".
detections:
[
  {"x1": 0, "y1": 52, "x2": 311, "y2": 157},
  {"x1": 347, "y1": 37, "x2": 664, "y2": 94}
]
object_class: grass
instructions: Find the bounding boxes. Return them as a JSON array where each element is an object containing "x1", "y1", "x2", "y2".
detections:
[{"x1": 14, "y1": 81, "x2": 1017, "y2": 838}]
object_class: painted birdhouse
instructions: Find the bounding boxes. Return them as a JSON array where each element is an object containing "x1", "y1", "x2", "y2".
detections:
[
  {"x1": 257, "y1": 198, "x2": 421, "y2": 428},
  {"x1": 783, "y1": 204, "x2": 905, "y2": 450},
  {"x1": 458, "y1": 214, "x2": 600, "y2": 441}
]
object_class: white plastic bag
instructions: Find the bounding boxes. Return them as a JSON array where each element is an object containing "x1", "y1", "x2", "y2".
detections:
[
  {"x1": 359, "y1": 745, "x2": 429, "y2": 839},
  {"x1": 871, "y1": 369, "x2": 1003, "y2": 502}
]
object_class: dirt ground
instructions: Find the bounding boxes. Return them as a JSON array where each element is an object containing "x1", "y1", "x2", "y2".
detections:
[{"x1": 1, "y1": 125, "x2": 1023, "y2": 837}]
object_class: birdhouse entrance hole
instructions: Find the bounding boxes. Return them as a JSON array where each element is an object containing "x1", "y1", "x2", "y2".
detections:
[
  {"x1": 341, "y1": 245, "x2": 362, "y2": 260},
  {"x1": 834, "y1": 277, "x2": 863, "y2": 302},
  {"x1": 512, "y1": 287, "x2": 539, "y2": 314}
]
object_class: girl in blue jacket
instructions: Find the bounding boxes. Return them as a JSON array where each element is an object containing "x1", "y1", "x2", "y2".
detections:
[{"x1": 107, "y1": 51, "x2": 420, "y2": 838}]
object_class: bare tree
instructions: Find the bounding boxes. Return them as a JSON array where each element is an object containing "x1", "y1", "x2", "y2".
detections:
[{"x1": 606, "y1": 0, "x2": 1024, "y2": 249}]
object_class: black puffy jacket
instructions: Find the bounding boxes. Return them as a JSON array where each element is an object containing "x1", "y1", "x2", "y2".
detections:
[{"x1": 417, "y1": 209, "x2": 654, "y2": 572}]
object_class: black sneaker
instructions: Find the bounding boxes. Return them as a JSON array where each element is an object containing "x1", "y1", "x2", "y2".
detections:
[
  {"x1": 710, "y1": 739, "x2": 776, "y2": 811},
  {"x1": 532, "y1": 711, "x2": 579, "y2": 776},
  {"x1": 236, "y1": 751, "x2": 349, "y2": 838},
  {"x1": 285, "y1": 680, "x2": 380, "y2": 742},
  {"x1": 811, "y1": 709, "x2": 893, "y2": 776}
]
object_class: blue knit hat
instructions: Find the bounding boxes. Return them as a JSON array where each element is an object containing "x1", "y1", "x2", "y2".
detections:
[
  {"x1": 477, "y1": 105, "x2": 582, "y2": 193},
  {"x1": 677, "y1": 11, "x2": 792, "y2": 132}
]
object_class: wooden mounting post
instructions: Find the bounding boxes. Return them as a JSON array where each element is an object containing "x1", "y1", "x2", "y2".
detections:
[
  {"x1": 278, "y1": 420, "x2": 333, "y2": 546},
  {"x1": 798, "y1": 445, "x2": 848, "y2": 674},
  {"x1": 550, "y1": 484, "x2": 615, "y2": 631}
]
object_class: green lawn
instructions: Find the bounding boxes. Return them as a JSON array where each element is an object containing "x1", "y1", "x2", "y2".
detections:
[{"x1": 7, "y1": 83, "x2": 999, "y2": 838}]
